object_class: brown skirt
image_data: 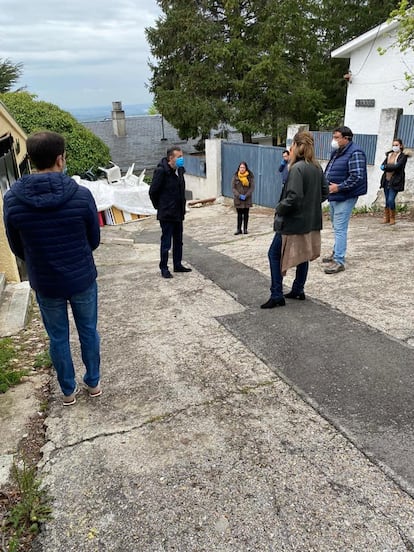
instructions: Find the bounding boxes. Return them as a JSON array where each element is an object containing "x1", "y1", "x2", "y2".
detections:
[{"x1": 281, "y1": 231, "x2": 321, "y2": 275}]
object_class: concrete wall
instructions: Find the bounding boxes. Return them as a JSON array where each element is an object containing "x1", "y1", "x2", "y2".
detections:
[
  {"x1": 0, "y1": 194, "x2": 20, "y2": 282},
  {"x1": 185, "y1": 139, "x2": 221, "y2": 200}
]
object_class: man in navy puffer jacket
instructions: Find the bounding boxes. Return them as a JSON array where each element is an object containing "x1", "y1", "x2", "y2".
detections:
[{"x1": 3, "y1": 131, "x2": 101, "y2": 405}]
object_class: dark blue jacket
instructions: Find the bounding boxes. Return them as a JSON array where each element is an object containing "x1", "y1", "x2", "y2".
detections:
[
  {"x1": 149, "y1": 158, "x2": 186, "y2": 222},
  {"x1": 278, "y1": 160, "x2": 289, "y2": 185},
  {"x1": 325, "y1": 141, "x2": 367, "y2": 202},
  {"x1": 3, "y1": 172, "x2": 100, "y2": 298}
]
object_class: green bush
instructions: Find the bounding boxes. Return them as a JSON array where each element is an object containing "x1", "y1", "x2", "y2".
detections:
[
  {"x1": 0, "y1": 91, "x2": 111, "y2": 175},
  {"x1": 0, "y1": 337, "x2": 28, "y2": 393},
  {"x1": 7, "y1": 461, "x2": 52, "y2": 548}
]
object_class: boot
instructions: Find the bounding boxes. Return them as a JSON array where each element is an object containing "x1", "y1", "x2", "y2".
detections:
[
  {"x1": 389, "y1": 209, "x2": 396, "y2": 225},
  {"x1": 243, "y1": 209, "x2": 249, "y2": 234},
  {"x1": 381, "y1": 207, "x2": 390, "y2": 224}
]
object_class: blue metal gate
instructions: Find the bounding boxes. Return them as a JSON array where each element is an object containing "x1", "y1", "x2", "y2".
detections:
[
  {"x1": 398, "y1": 115, "x2": 414, "y2": 148},
  {"x1": 221, "y1": 142, "x2": 284, "y2": 208}
]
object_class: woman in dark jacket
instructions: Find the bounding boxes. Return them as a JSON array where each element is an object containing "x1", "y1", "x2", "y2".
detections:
[
  {"x1": 261, "y1": 131, "x2": 329, "y2": 309},
  {"x1": 232, "y1": 161, "x2": 255, "y2": 235},
  {"x1": 380, "y1": 138, "x2": 408, "y2": 225}
]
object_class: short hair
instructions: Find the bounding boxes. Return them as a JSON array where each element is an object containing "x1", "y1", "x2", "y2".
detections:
[
  {"x1": 26, "y1": 131, "x2": 65, "y2": 170},
  {"x1": 334, "y1": 126, "x2": 353, "y2": 141},
  {"x1": 282, "y1": 149, "x2": 290, "y2": 155},
  {"x1": 166, "y1": 146, "x2": 183, "y2": 160}
]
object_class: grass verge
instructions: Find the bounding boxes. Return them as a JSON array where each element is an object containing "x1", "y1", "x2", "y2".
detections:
[
  {"x1": 0, "y1": 338, "x2": 29, "y2": 394},
  {"x1": 3, "y1": 461, "x2": 53, "y2": 552}
]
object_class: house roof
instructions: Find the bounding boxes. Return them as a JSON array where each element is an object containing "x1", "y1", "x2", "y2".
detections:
[
  {"x1": 331, "y1": 18, "x2": 399, "y2": 59},
  {"x1": 83, "y1": 114, "x2": 200, "y2": 173}
]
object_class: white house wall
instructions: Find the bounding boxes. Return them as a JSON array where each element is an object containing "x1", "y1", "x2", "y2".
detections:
[{"x1": 342, "y1": 29, "x2": 414, "y2": 134}]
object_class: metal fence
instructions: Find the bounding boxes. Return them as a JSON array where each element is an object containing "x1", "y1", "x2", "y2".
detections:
[
  {"x1": 220, "y1": 132, "x2": 378, "y2": 208},
  {"x1": 397, "y1": 115, "x2": 414, "y2": 148},
  {"x1": 221, "y1": 142, "x2": 284, "y2": 208},
  {"x1": 184, "y1": 155, "x2": 206, "y2": 177},
  {"x1": 312, "y1": 131, "x2": 377, "y2": 164}
]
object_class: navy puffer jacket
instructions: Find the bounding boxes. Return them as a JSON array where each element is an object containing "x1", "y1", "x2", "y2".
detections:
[
  {"x1": 325, "y1": 141, "x2": 367, "y2": 202},
  {"x1": 3, "y1": 172, "x2": 100, "y2": 298}
]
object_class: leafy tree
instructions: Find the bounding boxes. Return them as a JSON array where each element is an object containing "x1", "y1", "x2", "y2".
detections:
[
  {"x1": 0, "y1": 92, "x2": 110, "y2": 175},
  {"x1": 146, "y1": 0, "x2": 399, "y2": 142},
  {"x1": 147, "y1": 103, "x2": 159, "y2": 115},
  {"x1": 0, "y1": 58, "x2": 23, "y2": 93},
  {"x1": 390, "y1": 0, "x2": 414, "y2": 51},
  {"x1": 382, "y1": 1, "x2": 414, "y2": 93}
]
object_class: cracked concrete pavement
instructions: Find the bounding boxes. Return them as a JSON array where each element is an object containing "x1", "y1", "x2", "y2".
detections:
[{"x1": 32, "y1": 201, "x2": 414, "y2": 551}]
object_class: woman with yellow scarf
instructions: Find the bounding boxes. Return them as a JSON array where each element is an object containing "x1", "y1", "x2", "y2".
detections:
[{"x1": 231, "y1": 161, "x2": 255, "y2": 235}]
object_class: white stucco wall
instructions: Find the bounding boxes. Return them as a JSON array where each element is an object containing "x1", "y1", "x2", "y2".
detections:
[
  {"x1": 337, "y1": 27, "x2": 414, "y2": 134},
  {"x1": 185, "y1": 139, "x2": 222, "y2": 200}
]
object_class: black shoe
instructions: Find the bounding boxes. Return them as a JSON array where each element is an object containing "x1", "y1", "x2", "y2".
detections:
[
  {"x1": 234, "y1": 230, "x2": 242, "y2": 235},
  {"x1": 173, "y1": 266, "x2": 192, "y2": 273},
  {"x1": 284, "y1": 291, "x2": 306, "y2": 300},
  {"x1": 243, "y1": 229, "x2": 248, "y2": 234},
  {"x1": 161, "y1": 270, "x2": 173, "y2": 278},
  {"x1": 260, "y1": 297, "x2": 286, "y2": 309}
]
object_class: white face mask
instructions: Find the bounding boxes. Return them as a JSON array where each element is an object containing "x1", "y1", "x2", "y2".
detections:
[
  {"x1": 392, "y1": 145, "x2": 400, "y2": 153},
  {"x1": 331, "y1": 139, "x2": 339, "y2": 150}
]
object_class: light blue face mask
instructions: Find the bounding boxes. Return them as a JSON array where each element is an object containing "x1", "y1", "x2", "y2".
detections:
[{"x1": 176, "y1": 156, "x2": 184, "y2": 168}]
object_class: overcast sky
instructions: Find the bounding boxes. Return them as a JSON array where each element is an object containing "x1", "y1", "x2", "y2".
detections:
[{"x1": 0, "y1": 0, "x2": 161, "y2": 109}]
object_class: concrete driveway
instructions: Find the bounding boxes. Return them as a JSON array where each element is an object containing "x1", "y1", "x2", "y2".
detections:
[{"x1": 33, "y1": 202, "x2": 414, "y2": 551}]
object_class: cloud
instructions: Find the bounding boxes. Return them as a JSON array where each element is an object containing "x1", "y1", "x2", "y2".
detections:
[{"x1": 0, "y1": 0, "x2": 161, "y2": 108}]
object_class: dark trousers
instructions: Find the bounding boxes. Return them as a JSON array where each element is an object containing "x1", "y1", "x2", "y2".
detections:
[
  {"x1": 268, "y1": 233, "x2": 309, "y2": 299},
  {"x1": 236, "y1": 208, "x2": 249, "y2": 231},
  {"x1": 159, "y1": 220, "x2": 183, "y2": 271}
]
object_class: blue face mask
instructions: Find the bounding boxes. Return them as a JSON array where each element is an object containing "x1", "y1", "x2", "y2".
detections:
[{"x1": 176, "y1": 156, "x2": 184, "y2": 169}]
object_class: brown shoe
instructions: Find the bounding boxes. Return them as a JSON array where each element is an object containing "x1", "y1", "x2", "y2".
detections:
[
  {"x1": 322, "y1": 253, "x2": 334, "y2": 263},
  {"x1": 324, "y1": 262, "x2": 345, "y2": 274},
  {"x1": 389, "y1": 209, "x2": 396, "y2": 225},
  {"x1": 381, "y1": 207, "x2": 390, "y2": 224}
]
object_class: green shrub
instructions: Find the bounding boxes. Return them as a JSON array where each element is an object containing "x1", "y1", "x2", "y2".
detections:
[
  {"x1": 7, "y1": 461, "x2": 52, "y2": 547},
  {"x1": 0, "y1": 91, "x2": 111, "y2": 175},
  {"x1": 0, "y1": 337, "x2": 28, "y2": 393}
]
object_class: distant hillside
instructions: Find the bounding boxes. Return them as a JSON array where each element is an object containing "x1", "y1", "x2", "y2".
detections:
[{"x1": 68, "y1": 103, "x2": 152, "y2": 123}]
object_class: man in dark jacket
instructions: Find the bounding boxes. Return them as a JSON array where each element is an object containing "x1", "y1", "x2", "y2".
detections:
[
  {"x1": 278, "y1": 149, "x2": 290, "y2": 185},
  {"x1": 3, "y1": 131, "x2": 101, "y2": 405},
  {"x1": 323, "y1": 126, "x2": 367, "y2": 274},
  {"x1": 149, "y1": 146, "x2": 192, "y2": 278}
]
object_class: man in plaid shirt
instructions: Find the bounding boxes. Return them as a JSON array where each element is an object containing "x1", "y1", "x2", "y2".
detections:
[{"x1": 323, "y1": 126, "x2": 367, "y2": 274}]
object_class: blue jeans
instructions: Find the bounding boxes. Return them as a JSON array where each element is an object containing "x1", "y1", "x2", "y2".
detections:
[
  {"x1": 268, "y1": 233, "x2": 309, "y2": 299},
  {"x1": 383, "y1": 186, "x2": 398, "y2": 210},
  {"x1": 329, "y1": 197, "x2": 357, "y2": 266},
  {"x1": 36, "y1": 282, "x2": 100, "y2": 396},
  {"x1": 159, "y1": 220, "x2": 183, "y2": 271}
]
